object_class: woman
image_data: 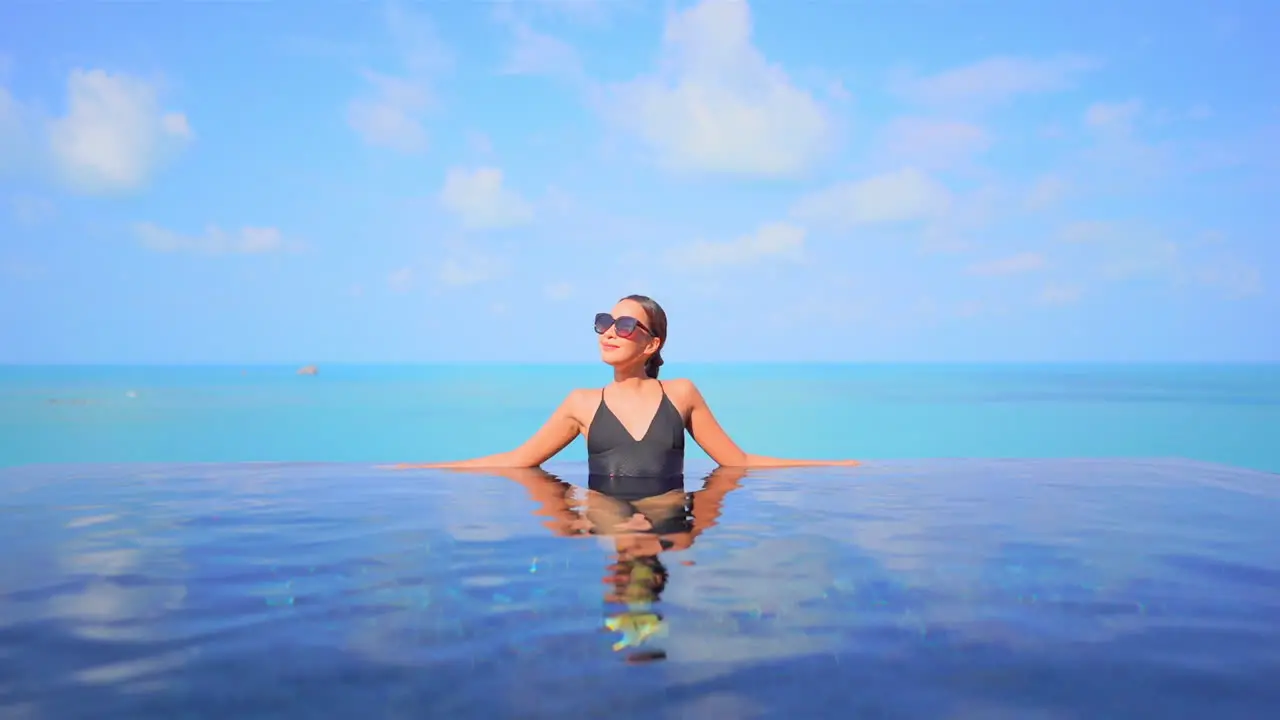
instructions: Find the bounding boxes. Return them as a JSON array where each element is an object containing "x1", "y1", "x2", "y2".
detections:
[{"x1": 394, "y1": 294, "x2": 860, "y2": 474}]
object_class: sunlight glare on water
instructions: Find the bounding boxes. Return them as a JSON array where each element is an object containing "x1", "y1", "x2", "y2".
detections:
[{"x1": 2, "y1": 459, "x2": 1279, "y2": 718}]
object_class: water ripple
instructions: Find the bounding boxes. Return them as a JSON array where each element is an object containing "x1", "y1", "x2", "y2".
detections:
[{"x1": 2, "y1": 459, "x2": 1279, "y2": 718}]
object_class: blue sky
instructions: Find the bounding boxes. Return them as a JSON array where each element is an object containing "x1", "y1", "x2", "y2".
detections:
[{"x1": 1, "y1": 0, "x2": 1277, "y2": 363}]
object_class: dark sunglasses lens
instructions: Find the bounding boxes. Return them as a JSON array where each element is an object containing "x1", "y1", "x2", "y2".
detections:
[
  {"x1": 614, "y1": 317, "x2": 639, "y2": 337},
  {"x1": 594, "y1": 313, "x2": 613, "y2": 334}
]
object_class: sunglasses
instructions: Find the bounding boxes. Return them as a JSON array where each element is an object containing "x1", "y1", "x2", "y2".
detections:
[{"x1": 594, "y1": 313, "x2": 654, "y2": 339}]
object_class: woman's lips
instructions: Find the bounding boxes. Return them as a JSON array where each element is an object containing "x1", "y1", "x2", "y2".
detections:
[{"x1": 602, "y1": 343, "x2": 620, "y2": 350}]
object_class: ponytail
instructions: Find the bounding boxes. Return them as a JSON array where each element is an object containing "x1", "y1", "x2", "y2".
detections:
[
  {"x1": 620, "y1": 294, "x2": 668, "y2": 380},
  {"x1": 645, "y1": 351, "x2": 664, "y2": 379}
]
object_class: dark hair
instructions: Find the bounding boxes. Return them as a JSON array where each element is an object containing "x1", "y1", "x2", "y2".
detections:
[
  {"x1": 621, "y1": 294, "x2": 667, "y2": 379},
  {"x1": 613, "y1": 555, "x2": 669, "y2": 600}
]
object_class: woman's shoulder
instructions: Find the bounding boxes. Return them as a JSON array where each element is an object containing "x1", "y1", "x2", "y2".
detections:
[
  {"x1": 660, "y1": 377, "x2": 701, "y2": 399},
  {"x1": 564, "y1": 387, "x2": 601, "y2": 405}
]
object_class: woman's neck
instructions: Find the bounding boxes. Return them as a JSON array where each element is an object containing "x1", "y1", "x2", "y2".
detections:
[{"x1": 612, "y1": 365, "x2": 649, "y2": 384}]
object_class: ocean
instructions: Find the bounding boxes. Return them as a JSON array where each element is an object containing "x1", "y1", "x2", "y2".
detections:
[
  {"x1": 3, "y1": 363, "x2": 1278, "y2": 471},
  {"x1": 2, "y1": 363, "x2": 1278, "y2": 718}
]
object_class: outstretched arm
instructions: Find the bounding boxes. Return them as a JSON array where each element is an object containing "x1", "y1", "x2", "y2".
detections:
[
  {"x1": 391, "y1": 392, "x2": 582, "y2": 469},
  {"x1": 441, "y1": 467, "x2": 590, "y2": 537},
  {"x1": 683, "y1": 380, "x2": 860, "y2": 468},
  {"x1": 688, "y1": 466, "x2": 746, "y2": 538},
  {"x1": 646, "y1": 466, "x2": 749, "y2": 553}
]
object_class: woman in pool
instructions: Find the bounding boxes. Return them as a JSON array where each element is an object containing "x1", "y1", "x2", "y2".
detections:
[{"x1": 395, "y1": 294, "x2": 860, "y2": 475}]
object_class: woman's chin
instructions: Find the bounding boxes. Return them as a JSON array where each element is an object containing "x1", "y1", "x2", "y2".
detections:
[{"x1": 601, "y1": 357, "x2": 645, "y2": 372}]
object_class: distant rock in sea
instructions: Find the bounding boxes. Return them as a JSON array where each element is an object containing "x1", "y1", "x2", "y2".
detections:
[{"x1": 297, "y1": 365, "x2": 318, "y2": 376}]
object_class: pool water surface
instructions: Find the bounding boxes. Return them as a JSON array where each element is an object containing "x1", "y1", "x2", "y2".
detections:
[{"x1": 1, "y1": 459, "x2": 1278, "y2": 719}]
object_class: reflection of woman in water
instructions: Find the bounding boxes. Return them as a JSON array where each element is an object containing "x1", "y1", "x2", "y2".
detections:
[
  {"x1": 391, "y1": 294, "x2": 856, "y2": 659},
  {"x1": 394, "y1": 294, "x2": 860, "y2": 474},
  {"x1": 477, "y1": 466, "x2": 746, "y2": 662}
]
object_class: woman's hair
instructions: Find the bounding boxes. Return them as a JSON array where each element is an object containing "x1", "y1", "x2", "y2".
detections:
[
  {"x1": 622, "y1": 294, "x2": 667, "y2": 379},
  {"x1": 612, "y1": 555, "x2": 669, "y2": 601}
]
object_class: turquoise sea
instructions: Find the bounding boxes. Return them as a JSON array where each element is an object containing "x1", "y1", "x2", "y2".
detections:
[
  {"x1": 2, "y1": 363, "x2": 1279, "y2": 718},
  {"x1": 3, "y1": 363, "x2": 1278, "y2": 471}
]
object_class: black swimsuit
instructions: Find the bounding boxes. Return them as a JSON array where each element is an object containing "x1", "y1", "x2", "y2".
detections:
[
  {"x1": 587, "y1": 381, "x2": 685, "y2": 490},
  {"x1": 585, "y1": 382, "x2": 694, "y2": 538}
]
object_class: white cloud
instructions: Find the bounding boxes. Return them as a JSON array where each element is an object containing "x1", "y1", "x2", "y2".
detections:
[
  {"x1": 9, "y1": 194, "x2": 55, "y2": 226},
  {"x1": 916, "y1": 295, "x2": 990, "y2": 321},
  {"x1": 604, "y1": 0, "x2": 831, "y2": 177},
  {"x1": 791, "y1": 167, "x2": 952, "y2": 229},
  {"x1": 544, "y1": 281, "x2": 573, "y2": 300},
  {"x1": 1190, "y1": 257, "x2": 1263, "y2": 299},
  {"x1": 438, "y1": 252, "x2": 507, "y2": 286},
  {"x1": 826, "y1": 79, "x2": 852, "y2": 104},
  {"x1": 919, "y1": 227, "x2": 972, "y2": 254},
  {"x1": 1056, "y1": 220, "x2": 1181, "y2": 280},
  {"x1": 0, "y1": 85, "x2": 30, "y2": 172},
  {"x1": 347, "y1": 3, "x2": 449, "y2": 152},
  {"x1": 881, "y1": 117, "x2": 990, "y2": 169},
  {"x1": 966, "y1": 252, "x2": 1046, "y2": 277},
  {"x1": 1038, "y1": 282, "x2": 1084, "y2": 306},
  {"x1": 387, "y1": 267, "x2": 414, "y2": 293},
  {"x1": 918, "y1": 183, "x2": 1004, "y2": 255},
  {"x1": 0, "y1": 258, "x2": 42, "y2": 280},
  {"x1": 494, "y1": 0, "x2": 615, "y2": 24},
  {"x1": 1058, "y1": 220, "x2": 1123, "y2": 244},
  {"x1": 498, "y1": 18, "x2": 582, "y2": 79},
  {"x1": 134, "y1": 222, "x2": 293, "y2": 255},
  {"x1": 1053, "y1": 220, "x2": 1262, "y2": 299},
  {"x1": 893, "y1": 55, "x2": 1098, "y2": 110},
  {"x1": 1078, "y1": 99, "x2": 1174, "y2": 183},
  {"x1": 667, "y1": 221, "x2": 805, "y2": 269},
  {"x1": 1084, "y1": 98, "x2": 1142, "y2": 135},
  {"x1": 1060, "y1": 221, "x2": 1191, "y2": 281},
  {"x1": 1102, "y1": 240, "x2": 1182, "y2": 281},
  {"x1": 347, "y1": 72, "x2": 430, "y2": 152},
  {"x1": 466, "y1": 131, "x2": 494, "y2": 156},
  {"x1": 47, "y1": 69, "x2": 192, "y2": 194},
  {"x1": 1188, "y1": 104, "x2": 1214, "y2": 121},
  {"x1": 1025, "y1": 174, "x2": 1069, "y2": 210},
  {"x1": 439, "y1": 167, "x2": 534, "y2": 230},
  {"x1": 1196, "y1": 230, "x2": 1227, "y2": 246}
]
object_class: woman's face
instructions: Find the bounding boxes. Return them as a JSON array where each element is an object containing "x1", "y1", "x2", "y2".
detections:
[{"x1": 597, "y1": 298, "x2": 660, "y2": 368}]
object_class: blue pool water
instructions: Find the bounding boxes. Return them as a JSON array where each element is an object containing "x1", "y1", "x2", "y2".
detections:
[{"x1": 2, "y1": 459, "x2": 1279, "y2": 718}]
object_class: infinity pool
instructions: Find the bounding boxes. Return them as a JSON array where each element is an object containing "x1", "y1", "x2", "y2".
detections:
[{"x1": 2, "y1": 459, "x2": 1278, "y2": 718}]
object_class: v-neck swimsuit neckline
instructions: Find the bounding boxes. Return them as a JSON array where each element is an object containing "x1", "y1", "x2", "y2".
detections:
[{"x1": 586, "y1": 380, "x2": 686, "y2": 482}]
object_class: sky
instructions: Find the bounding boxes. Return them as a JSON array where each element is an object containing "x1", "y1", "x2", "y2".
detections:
[{"x1": 1, "y1": 0, "x2": 1277, "y2": 364}]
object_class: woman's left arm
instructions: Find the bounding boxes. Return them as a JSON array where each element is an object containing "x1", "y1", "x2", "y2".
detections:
[{"x1": 676, "y1": 379, "x2": 860, "y2": 468}]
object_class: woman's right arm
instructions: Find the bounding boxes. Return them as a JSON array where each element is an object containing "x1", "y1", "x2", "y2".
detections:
[
  {"x1": 432, "y1": 466, "x2": 591, "y2": 537},
  {"x1": 390, "y1": 391, "x2": 584, "y2": 469}
]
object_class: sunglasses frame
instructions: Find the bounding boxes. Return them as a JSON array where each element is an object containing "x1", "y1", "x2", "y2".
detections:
[{"x1": 594, "y1": 312, "x2": 654, "y2": 339}]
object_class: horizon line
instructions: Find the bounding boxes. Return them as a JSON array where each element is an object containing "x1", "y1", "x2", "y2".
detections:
[{"x1": 2, "y1": 360, "x2": 1277, "y2": 367}]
